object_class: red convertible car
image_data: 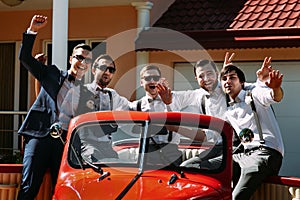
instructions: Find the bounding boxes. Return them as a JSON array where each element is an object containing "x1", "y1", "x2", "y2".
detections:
[{"x1": 53, "y1": 111, "x2": 233, "y2": 200}]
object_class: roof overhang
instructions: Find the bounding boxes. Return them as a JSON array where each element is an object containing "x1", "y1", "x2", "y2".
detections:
[{"x1": 135, "y1": 27, "x2": 300, "y2": 51}]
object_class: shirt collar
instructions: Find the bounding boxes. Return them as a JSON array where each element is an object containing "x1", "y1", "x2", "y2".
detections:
[
  {"x1": 90, "y1": 81, "x2": 105, "y2": 92},
  {"x1": 145, "y1": 94, "x2": 161, "y2": 103},
  {"x1": 228, "y1": 90, "x2": 246, "y2": 106}
]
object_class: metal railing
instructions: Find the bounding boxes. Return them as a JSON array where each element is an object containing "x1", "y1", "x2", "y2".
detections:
[{"x1": 0, "y1": 111, "x2": 27, "y2": 163}]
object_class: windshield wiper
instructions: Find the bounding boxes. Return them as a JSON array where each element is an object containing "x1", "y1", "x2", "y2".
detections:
[
  {"x1": 84, "y1": 159, "x2": 110, "y2": 181},
  {"x1": 70, "y1": 140, "x2": 110, "y2": 181}
]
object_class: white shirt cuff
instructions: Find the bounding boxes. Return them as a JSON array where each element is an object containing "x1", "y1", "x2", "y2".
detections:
[{"x1": 26, "y1": 29, "x2": 37, "y2": 35}]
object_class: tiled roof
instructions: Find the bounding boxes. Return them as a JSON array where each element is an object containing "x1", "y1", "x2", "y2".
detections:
[
  {"x1": 231, "y1": 0, "x2": 300, "y2": 29},
  {"x1": 136, "y1": 0, "x2": 300, "y2": 50},
  {"x1": 154, "y1": 0, "x2": 300, "y2": 31}
]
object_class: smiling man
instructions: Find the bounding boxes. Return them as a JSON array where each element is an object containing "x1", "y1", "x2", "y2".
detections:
[
  {"x1": 129, "y1": 64, "x2": 182, "y2": 167},
  {"x1": 220, "y1": 64, "x2": 284, "y2": 200},
  {"x1": 18, "y1": 15, "x2": 92, "y2": 200},
  {"x1": 59, "y1": 54, "x2": 130, "y2": 130},
  {"x1": 58, "y1": 54, "x2": 130, "y2": 161}
]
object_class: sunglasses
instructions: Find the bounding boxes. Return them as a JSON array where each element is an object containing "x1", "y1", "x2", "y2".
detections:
[
  {"x1": 73, "y1": 55, "x2": 93, "y2": 64},
  {"x1": 143, "y1": 75, "x2": 161, "y2": 82},
  {"x1": 94, "y1": 65, "x2": 116, "y2": 74}
]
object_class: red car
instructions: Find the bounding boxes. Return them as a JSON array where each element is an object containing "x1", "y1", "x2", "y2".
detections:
[{"x1": 53, "y1": 111, "x2": 233, "y2": 200}]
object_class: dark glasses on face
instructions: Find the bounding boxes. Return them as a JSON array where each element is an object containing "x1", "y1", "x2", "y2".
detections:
[
  {"x1": 73, "y1": 55, "x2": 93, "y2": 64},
  {"x1": 143, "y1": 75, "x2": 161, "y2": 82},
  {"x1": 94, "y1": 65, "x2": 116, "y2": 73}
]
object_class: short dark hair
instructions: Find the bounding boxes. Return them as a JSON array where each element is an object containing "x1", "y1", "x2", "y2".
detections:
[
  {"x1": 92, "y1": 54, "x2": 116, "y2": 69},
  {"x1": 72, "y1": 43, "x2": 92, "y2": 53},
  {"x1": 140, "y1": 64, "x2": 161, "y2": 78},
  {"x1": 220, "y1": 64, "x2": 246, "y2": 84},
  {"x1": 193, "y1": 59, "x2": 217, "y2": 76}
]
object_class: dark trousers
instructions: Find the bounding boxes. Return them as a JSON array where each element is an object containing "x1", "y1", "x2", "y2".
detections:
[
  {"x1": 147, "y1": 143, "x2": 182, "y2": 167},
  {"x1": 232, "y1": 147, "x2": 283, "y2": 200},
  {"x1": 180, "y1": 145, "x2": 223, "y2": 169},
  {"x1": 17, "y1": 135, "x2": 65, "y2": 200}
]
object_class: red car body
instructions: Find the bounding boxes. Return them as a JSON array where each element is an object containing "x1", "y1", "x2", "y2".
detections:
[{"x1": 53, "y1": 111, "x2": 233, "y2": 200}]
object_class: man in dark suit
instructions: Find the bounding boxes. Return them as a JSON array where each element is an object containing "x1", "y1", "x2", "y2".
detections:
[{"x1": 17, "y1": 15, "x2": 92, "y2": 200}]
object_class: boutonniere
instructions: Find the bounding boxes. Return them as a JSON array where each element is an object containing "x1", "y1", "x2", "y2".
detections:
[
  {"x1": 245, "y1": 95, "x2": 252, "y2": 105},
  {"x1": 245, "y1": 91, "x2": 253, "y2": 105},
  {"x1": 86, "y1": 100, "x2": 95, "y2": 110}
]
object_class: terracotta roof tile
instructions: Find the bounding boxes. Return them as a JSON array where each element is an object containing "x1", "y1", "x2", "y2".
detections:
[
  {"x1": 264, "y1": 19, "x2": 278, "y2": 27},
  {"x1": 295, "y1": 20, "x2": 300, "y2": 26},
  {"x1": 264, "y1": 3, "x2": 278, "y2": 13},
  {"x1": 274, "y1": 3, "x2": 287, "y2": 12},
  {"x1": 230, "y1": 0, "x2": 300, "y2": 29},
  {"x1": 282, "y1": 17, "x2": 297, "y2": 27}
]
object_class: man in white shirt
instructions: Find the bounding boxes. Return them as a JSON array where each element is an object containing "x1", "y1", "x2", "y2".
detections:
[
  {"x1": 174, "y1": 53, "x2": 274, "y2": 168},
  {"x1": 59, "y1": 54, "x2": 130, "y2": 161},
  {"x1": 130, "y1": 65, "x2": 183, "y2": 167},
  {"x1": 220, "y1": 64, "x2": 284, "y2": 200},
  {"x1": 59, "y1": 54, "x2": 129, "y2": 130}
]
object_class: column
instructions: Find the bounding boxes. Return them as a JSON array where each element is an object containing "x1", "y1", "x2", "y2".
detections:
[
  {"x1": 52, "y1": 0, "x2": 69, "y2": 70},
  {"x1": 131, "y1": 1, "x2": 153, "y2": 99}
]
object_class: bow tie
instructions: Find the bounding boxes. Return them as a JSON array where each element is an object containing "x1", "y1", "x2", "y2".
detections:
[
  {"x1": 148, "y1": 98, "x2": 160, "y2": 103},
  {"x1": 228, "y1": 99, "x2": 241, "y2": 106},
  {"x1": 96, "y1": 87, "x2": 109, "y2": 94},
  {"x1": 67, "y1": 74, "x2": 82, "y2": 86}
]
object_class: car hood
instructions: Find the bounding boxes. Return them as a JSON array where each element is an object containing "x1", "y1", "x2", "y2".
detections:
[{"x1": 55, "y1": 167, "x2": 227, "y2": 200}]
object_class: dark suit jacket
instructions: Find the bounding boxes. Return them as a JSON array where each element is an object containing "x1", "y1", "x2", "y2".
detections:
[{"x1": 18, "y1": 33, "x2": 68, "y2": 137}]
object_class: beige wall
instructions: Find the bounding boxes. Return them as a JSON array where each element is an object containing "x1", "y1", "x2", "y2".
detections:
[
  {"x1": 0, "y1": 6, "x2": 138, "y2": 104},
  {"x1": 1, "y1": 6, "x2": 300, "y2": 105},
  {"x1": 147, "y1": 48, "x2": 300, "y2": 90}
]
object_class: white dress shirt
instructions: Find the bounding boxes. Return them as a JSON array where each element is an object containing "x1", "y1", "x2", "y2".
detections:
[
  {"x1": 130, "y1": 95, "x2": 181, "y2": 144},
  {"x1": 225, "y1": 87, "x2": 284, "y2": 156}
]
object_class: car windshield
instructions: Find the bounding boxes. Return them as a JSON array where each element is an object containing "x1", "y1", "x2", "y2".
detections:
[{"x1": 68, "y1": 120, "x2": 224, "y2": 171}]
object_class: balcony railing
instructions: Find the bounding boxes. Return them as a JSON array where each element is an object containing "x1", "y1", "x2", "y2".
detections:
[{"x1": 0, "y1": 111, "x2": 27, "y2": 164}]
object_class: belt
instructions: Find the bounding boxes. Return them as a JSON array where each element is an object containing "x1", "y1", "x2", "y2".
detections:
[{"x1": 244, "y1": 146, "x2": 277, "y2": 154}]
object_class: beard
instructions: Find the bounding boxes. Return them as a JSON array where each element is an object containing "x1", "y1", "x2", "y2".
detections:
[{"x1": 98, "y1": 77, "x2": 110, "y2": 87}]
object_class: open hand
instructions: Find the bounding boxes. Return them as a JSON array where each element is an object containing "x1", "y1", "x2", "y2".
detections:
[
  {"x1": 157, "y1": 78, "x2": 172, "y2": 105},
  {"x1": 265, "y1": 70, "x2": 283, "y2": 89}
]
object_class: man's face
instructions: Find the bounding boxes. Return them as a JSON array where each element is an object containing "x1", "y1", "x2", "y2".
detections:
[
  {"x1": 92, "y1": 58, "x2": 116, "y2": 88},
  {"x1": 69, "y1": 48, "x2": 92, "y2": 79},
  {"x1": 140, "y1": 69, "x2": 161, "y2": 97},
  {"x1": 221, "y1": 70, "x2": 243, "y2": 99},
  {"x1": 195, "y1": 64, "x2": 218, "y2": 93}
]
